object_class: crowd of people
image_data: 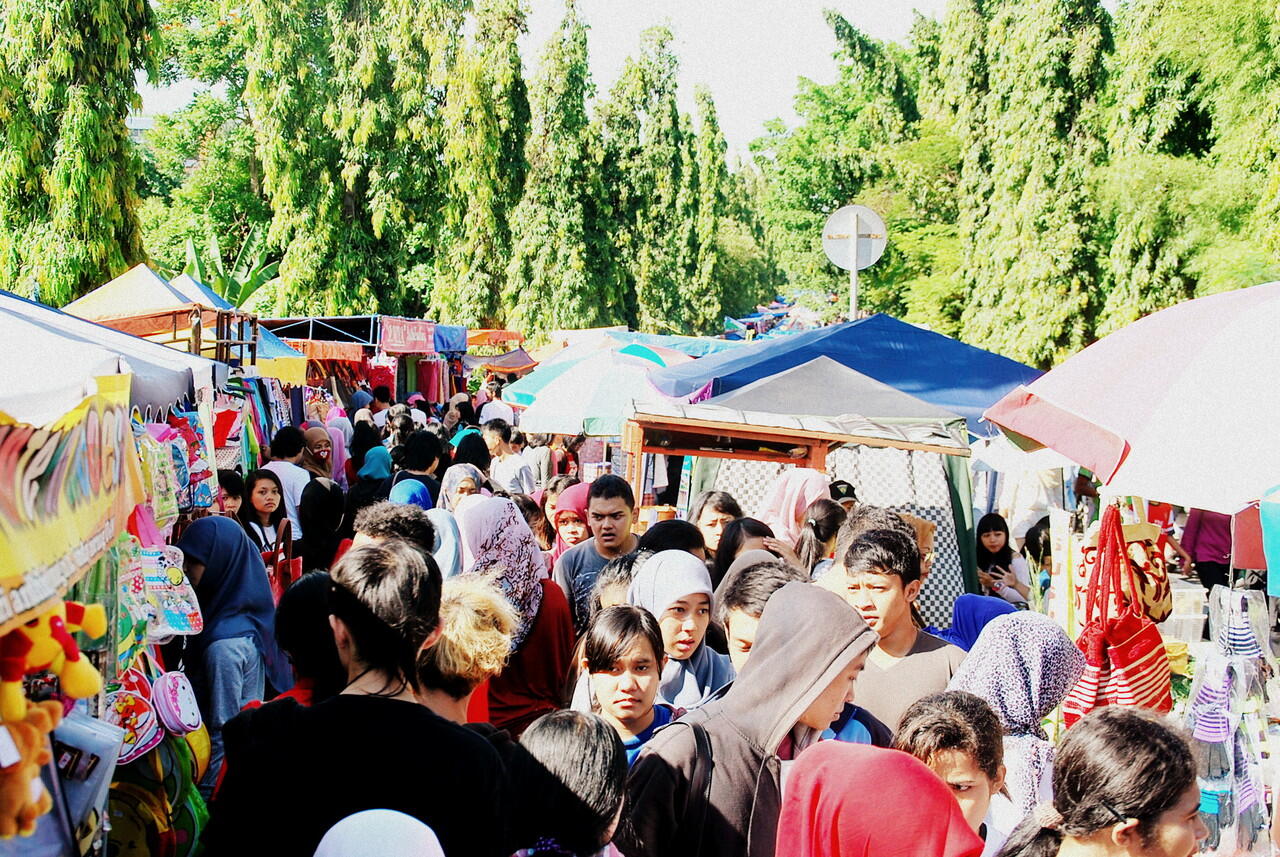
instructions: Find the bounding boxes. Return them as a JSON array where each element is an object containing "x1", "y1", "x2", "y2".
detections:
[{"x1": 177, "y1": 380, "x2": 1208, "y2": 857}]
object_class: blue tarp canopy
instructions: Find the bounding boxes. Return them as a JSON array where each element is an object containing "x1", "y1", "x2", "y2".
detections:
[
  {"x1": 601, "y1": 330, "x2": 739, "y2": 358},
  {"x1": 434, "y1": 324, "x2": 468, "y2": 353},
  {"x1": 647, "y1": 314, "x2": 1041, "y2": 437}
]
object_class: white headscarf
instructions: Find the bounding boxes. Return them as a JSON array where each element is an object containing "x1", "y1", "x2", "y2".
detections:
[
  {"x1": 313, "y1": 810, "x2": 445, "y2": 857},
  {"x1": 628, "y1": 550, "x2": 734, "y2": 708}
]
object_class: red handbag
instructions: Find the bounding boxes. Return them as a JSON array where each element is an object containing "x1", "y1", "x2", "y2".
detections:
[
  {"x1": 261, "y1": 519, "x2": 302, "y2": 604},
  {"x1": 1062, "y1": 504, "x2": 1173, "y2": 727}
]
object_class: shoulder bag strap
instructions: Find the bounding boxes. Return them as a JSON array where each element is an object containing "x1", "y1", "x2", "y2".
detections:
[{"x1": 676, "y1": 721, "x2": 713, "y2": 856}]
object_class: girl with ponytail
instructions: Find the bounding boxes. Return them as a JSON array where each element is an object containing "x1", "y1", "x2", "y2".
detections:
[
  {"x1": 999, "y1": 707, "x2": 1205, "y2": 857},
  {"x1": 793, "y1": 498, "x2": 847, "y2": 578}
]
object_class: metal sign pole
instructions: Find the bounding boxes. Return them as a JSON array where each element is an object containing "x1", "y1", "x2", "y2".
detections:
[{"x1": 850, "y1": 210, "x2": 859, "y2": 318}]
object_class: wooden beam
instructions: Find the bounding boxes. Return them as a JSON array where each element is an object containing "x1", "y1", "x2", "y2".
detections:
[{"x1": 630, "y1": 413, "x2": 969, "y2": 457}]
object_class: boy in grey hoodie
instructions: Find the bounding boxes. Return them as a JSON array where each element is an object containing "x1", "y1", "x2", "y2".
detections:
[{"x1": 619, "y1": 582, "x2": 878, "y2": 857}]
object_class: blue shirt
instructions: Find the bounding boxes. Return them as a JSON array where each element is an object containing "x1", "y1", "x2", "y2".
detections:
[{"x1": 624, "y1": 704, "x2": 676, "y2": 766}]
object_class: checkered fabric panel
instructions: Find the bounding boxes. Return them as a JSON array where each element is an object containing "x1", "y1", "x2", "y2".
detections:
[{"x1": 711, "y1": 447, "x2": 963, "y2": 627}]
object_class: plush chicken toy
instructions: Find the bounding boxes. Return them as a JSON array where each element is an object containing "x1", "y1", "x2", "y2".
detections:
[{"x1": 0, "y1": 601, "x2": 107, "y2": 723}]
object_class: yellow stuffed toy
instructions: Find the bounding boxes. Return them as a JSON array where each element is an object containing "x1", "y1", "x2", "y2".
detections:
[
  {"x1": 0, "y1": 699, "x2": 62, "y2": 837},
  {"x1": 0, "y1": 601, "x2": 107, "y2": 723}
]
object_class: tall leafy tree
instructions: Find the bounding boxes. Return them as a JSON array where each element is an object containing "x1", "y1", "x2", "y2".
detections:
[
  {"x1": 960, "y1": 0, "x2": 1111, "y2": 366},
  {"x1": 0, "y1": 0, "x2": 155, "y2": 304},
  {"x1": 504, "y1": 2, "x2": 623, "y2": 332},
  {"x1": 243, "y1": 0, "x2": 464, "y2": 314},
  {"x1": 688, "y1": 86, "x2": 730, "y2": 333}
]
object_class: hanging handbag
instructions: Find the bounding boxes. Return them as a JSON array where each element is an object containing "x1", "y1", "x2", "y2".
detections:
[
  {"x1": 261, "y1": 520, "x2": 302, "y2": 604},
  {"x1": 1075, "y1": 520, "x2": 1173, "y2": 623},
  {"x1": 1063, "y1": 504, "x2": 1173, "y2": 727}
]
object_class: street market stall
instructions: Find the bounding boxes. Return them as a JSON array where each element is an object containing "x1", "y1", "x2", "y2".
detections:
[{"x1": 620, "y1": 356, "x2": 977, "y2": 625}]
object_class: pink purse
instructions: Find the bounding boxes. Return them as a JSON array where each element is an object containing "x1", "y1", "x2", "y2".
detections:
[{"x1": 152, "y1": 670, "x2": 203, "y2": 735}]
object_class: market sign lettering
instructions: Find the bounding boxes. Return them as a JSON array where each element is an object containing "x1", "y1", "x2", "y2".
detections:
[{"x1": 0, "y1": 375, "x2": 142, "y2": 635}]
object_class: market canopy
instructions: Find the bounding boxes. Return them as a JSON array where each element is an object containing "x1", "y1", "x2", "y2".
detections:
[
  {"x1": 506, "y1": 340, "x2": 688, "y2": 410},
  {"x1": 468, "y1": 329, "x2": 524, "y2": 347},
  {"x1": 648, "y1": 314, "x2": 1041, "y2": 437},
  {"x1": 463, "y1": 347, "x2": 538, "y2": 374},
  {"x1": 985, "y1": 281, "x2": 1280, "y2": 514},
  {"x1": 0, "y1": 292, "x2": 211, "y2": 424},
  {"x1": 64, "y1": 266, "x2": 306, "y2": 383},
  {"x1": 515, "y1": 350, "x2": 668, "y2": 436}
]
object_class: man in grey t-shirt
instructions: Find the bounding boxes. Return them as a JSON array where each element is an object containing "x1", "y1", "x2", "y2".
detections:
[{"x1": 552, "y1": 475, "x2": 638, "y2": 632}]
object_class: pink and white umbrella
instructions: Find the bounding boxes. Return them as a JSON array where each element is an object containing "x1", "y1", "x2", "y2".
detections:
[{"x1": 984, "y1": 282, "x2": 1280, "y2": 514}]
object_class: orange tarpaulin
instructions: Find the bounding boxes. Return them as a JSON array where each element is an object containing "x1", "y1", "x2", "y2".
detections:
[
  {"x1": 284, "y1": 338, "x2": 367, "y2": 362},
  {"x1": 467, "y1": 329, "x2": 525, "y2": 347}
]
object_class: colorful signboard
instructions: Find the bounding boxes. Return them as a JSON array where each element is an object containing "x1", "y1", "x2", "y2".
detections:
[{"x1": 0, "y1": 375, "x2": 142, "y2": 633}]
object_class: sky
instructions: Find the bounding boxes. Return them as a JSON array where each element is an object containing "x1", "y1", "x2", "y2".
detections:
[{"x1": 139, "y1": 1, "x2": 949, "y2": 152}]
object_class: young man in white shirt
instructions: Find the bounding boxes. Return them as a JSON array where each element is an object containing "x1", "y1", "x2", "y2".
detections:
[
  {"x1": 262, "y1": 426, "x2": 313, "y2": 539},
  {"x1": 483, "y1": 419, "x2": 535, "y2": 494},
  {"x1": 478, "y1": 383, "x2": 515, "y2": 426}
]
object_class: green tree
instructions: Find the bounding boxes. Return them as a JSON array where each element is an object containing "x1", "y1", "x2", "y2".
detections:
[
  {"x1": 504, "y1": 2, "x2": 623, "y2": 333},
  {"x1": 689, "y1": 87, "x2": 730, "y2": 333},
  {"x1": 243, "y1": 0, "x2": 464, "y2": 314},
  {"x1": 0, "y1": 0, "x2": 155, "y2": 305},
  {"x1": 960, "y1": 0, "x2": 1111, "y2": 367}
]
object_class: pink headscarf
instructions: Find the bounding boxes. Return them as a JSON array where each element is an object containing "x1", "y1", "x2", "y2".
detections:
[
  {"x1": 549, "y1": 481, "x2": 592, "y2": 565},
  {"x1": 455, "y1": 495, "x2": 546, "y2": 649},
  {"x1": 758, "y1": 468, "x2": 832, "y2": 544},
  {"x1": 327, "y1": 426, "x2": 350, "y2": 490}
]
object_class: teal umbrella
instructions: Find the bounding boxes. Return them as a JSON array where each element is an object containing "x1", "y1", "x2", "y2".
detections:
[
  {"x1": 506, "y1": 342, "x2": 686, "y2": 409},
  {"x1": 515, "y1": 351, "x2": 670, "y2": 436}
]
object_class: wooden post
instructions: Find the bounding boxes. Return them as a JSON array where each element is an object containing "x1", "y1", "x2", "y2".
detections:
[
  {"x1": 621, "y1": 420, "x2": 644, "y2": 501},
  {"x1": 189, "y1": 308, "x2": 202, "y2": 356}
]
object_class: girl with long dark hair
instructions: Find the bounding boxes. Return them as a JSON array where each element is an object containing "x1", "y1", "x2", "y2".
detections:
[{"x1": 975, "y1": 512, "x2": 1031, "y2": 604}]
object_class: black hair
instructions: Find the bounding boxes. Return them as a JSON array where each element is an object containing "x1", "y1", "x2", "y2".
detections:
[
  {"x1": 544, "y1": 475, "x2": 580, "y2": 506},
  {"x1": 353, "y1": 501, "x2": 436, "y2": 555},
  {"x1": 894, "y1": 691, "x2": 1005, "y2": 783},
  {"x1": 842, "y1": 527, "x2": 922, "y2": 585},
  {"x1": 299, "y1": 478, "x2": 346, "y2": 571},
  {"x1": 483, "y1": 418, "x2": 513, "y2": 444},
  {"x1": 1023, "y1": 515, "x2": 1052, "y2": 569},
  {"x1": 794, "y1": 498, "x2": 847, "y2": 573},
  {"x1": 976, "y1": 512, "x2": 1015, "y2": 571},
  {"x1": 509, "y1": 493, "x2": 553, "y2": 550},
  {"x1": 835, "y1": 504, "x2": 917, "y2": 566},
  {"x1": 401, "y1": 430, "x2": 442, "y2": 472},
  {"x1": 510, "y1": 429, "x2": 526, "y2": 448},
  {"x1": 711, "y1": 517, "x2": 775, "y2": 587},
  {"x1": 1001, "y1": 708, "x2": 1197, "y2": 857},
  {"x1": 329, "y1": 539, "x2": 443, "y2": 694},
  {"x1": 349, "y1": 421, "x2": 383, "y2": 472},
  {"x1": 239, "y1": 468, "x2": 287, "y2": 542},
  {"x1": 588, "y1": 474, "x2": 634, "y2": 509},
  {"x1": 526, "y1": 433, "x2": 552, "y2": 448},
  {"x1": 453, "y1": 432, "x2": 492, "y2": 473},
  {"x1": 689, "y1": 490, "x2": 743, "y2": 527},
  {"x1": 518, "y1": 711, "x2": 628, "y2": 855},
  {"x1": 454, "y1": 400, "x2": 478, "y2": 427},
  {"x1": 372, "y1": 385, "x2": 392, "y2": 404},
  {"x1": 637, "y1": 519, "x2": 705, "y2": 555},
  {"x1": 269, "y1": 425, "x2": 306, "y2": 459},
  {"x1": 583, "y1": 605, "x2": 664, "y2": 674},
  {"x1": 590, "y1": 552, "x2": 644, "y2": 618},
  {"x1": 275, "y1": 572, "x2": 346, "y2": 704},
  {"x1": 716, "y1": 559, "x2": 807, "y2": 625},
  {"x1": 217, "y1": 468, "x2": 244, "y2": 499}
]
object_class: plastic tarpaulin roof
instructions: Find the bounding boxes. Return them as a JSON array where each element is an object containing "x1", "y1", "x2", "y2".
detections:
[
  {"x1": 468, "y1": 329, "x2": 524, "y2": 347},
  {"x1": 434, "y1": 324, "x2": 468, "y2": 353},
  {"x1": 0, "y1": 291, "x2": 205, "y2": 423},
  {"x1": 462, "y1": 347, "x2": 538, "y2": 373},
  {"x1": 649, "y1": 314, "x2": 1041, "y2": 437},
  {"x1": 284, "y1": 339, "x2": 367, "y2": 362}
]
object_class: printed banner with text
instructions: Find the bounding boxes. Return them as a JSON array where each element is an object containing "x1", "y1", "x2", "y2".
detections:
[{"x1": 0, "y1": 374, "x2": 143, "y2": 634}]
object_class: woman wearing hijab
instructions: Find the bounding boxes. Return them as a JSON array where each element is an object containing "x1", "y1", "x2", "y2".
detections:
[
  {"x1": 177, "y1": 517, "x2": 291, "y2": 793},
  {"x1": 925, "y1": 593, "x2": 1018, "y2": 651},
  {"x1": 777, "y1": 742, "x2": 985, "y2": 857},
  {"x1": 440, "y1": 463, "x2": 487, "y2": 511},
  {"x1": 946, "y1": 611, "x2": 1086, "y2": 816},
  {"x1": 758, "y1": 468, "x2": 831, "y2": 545},
  {"x1": 389, "y1": 478, "x2": 434, "y2": 511},
  {"x1": 314, "y1": 811, "x2": 446, "y2": 857},
  {"x1": 343, "y1": 446, "x2": 392, "y2": 538},
  {"x1": 628, "y1": 550, "x2": 735, "y2": 709},
  {"x1": 455, "y1": 495, "x2": 575, "y2": 735},
  {"x1": 348, "y1": 389, "x2": 374, "y2": 412},
  {"x1": 353, "y1": 407, "x2": 376, "y2": 427},
  {"x1": 549, "y1": 480, "x2": 592, "y2": 565},
  {"x1": 301, "y1": 426, "x2": 334, "y2": 479},
  {"x1": 425, "y1": 508, "x2": 463, "y2": 578},
  {"x1": 325, "y1": 422, "x2": 351, "y2": 491}
]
